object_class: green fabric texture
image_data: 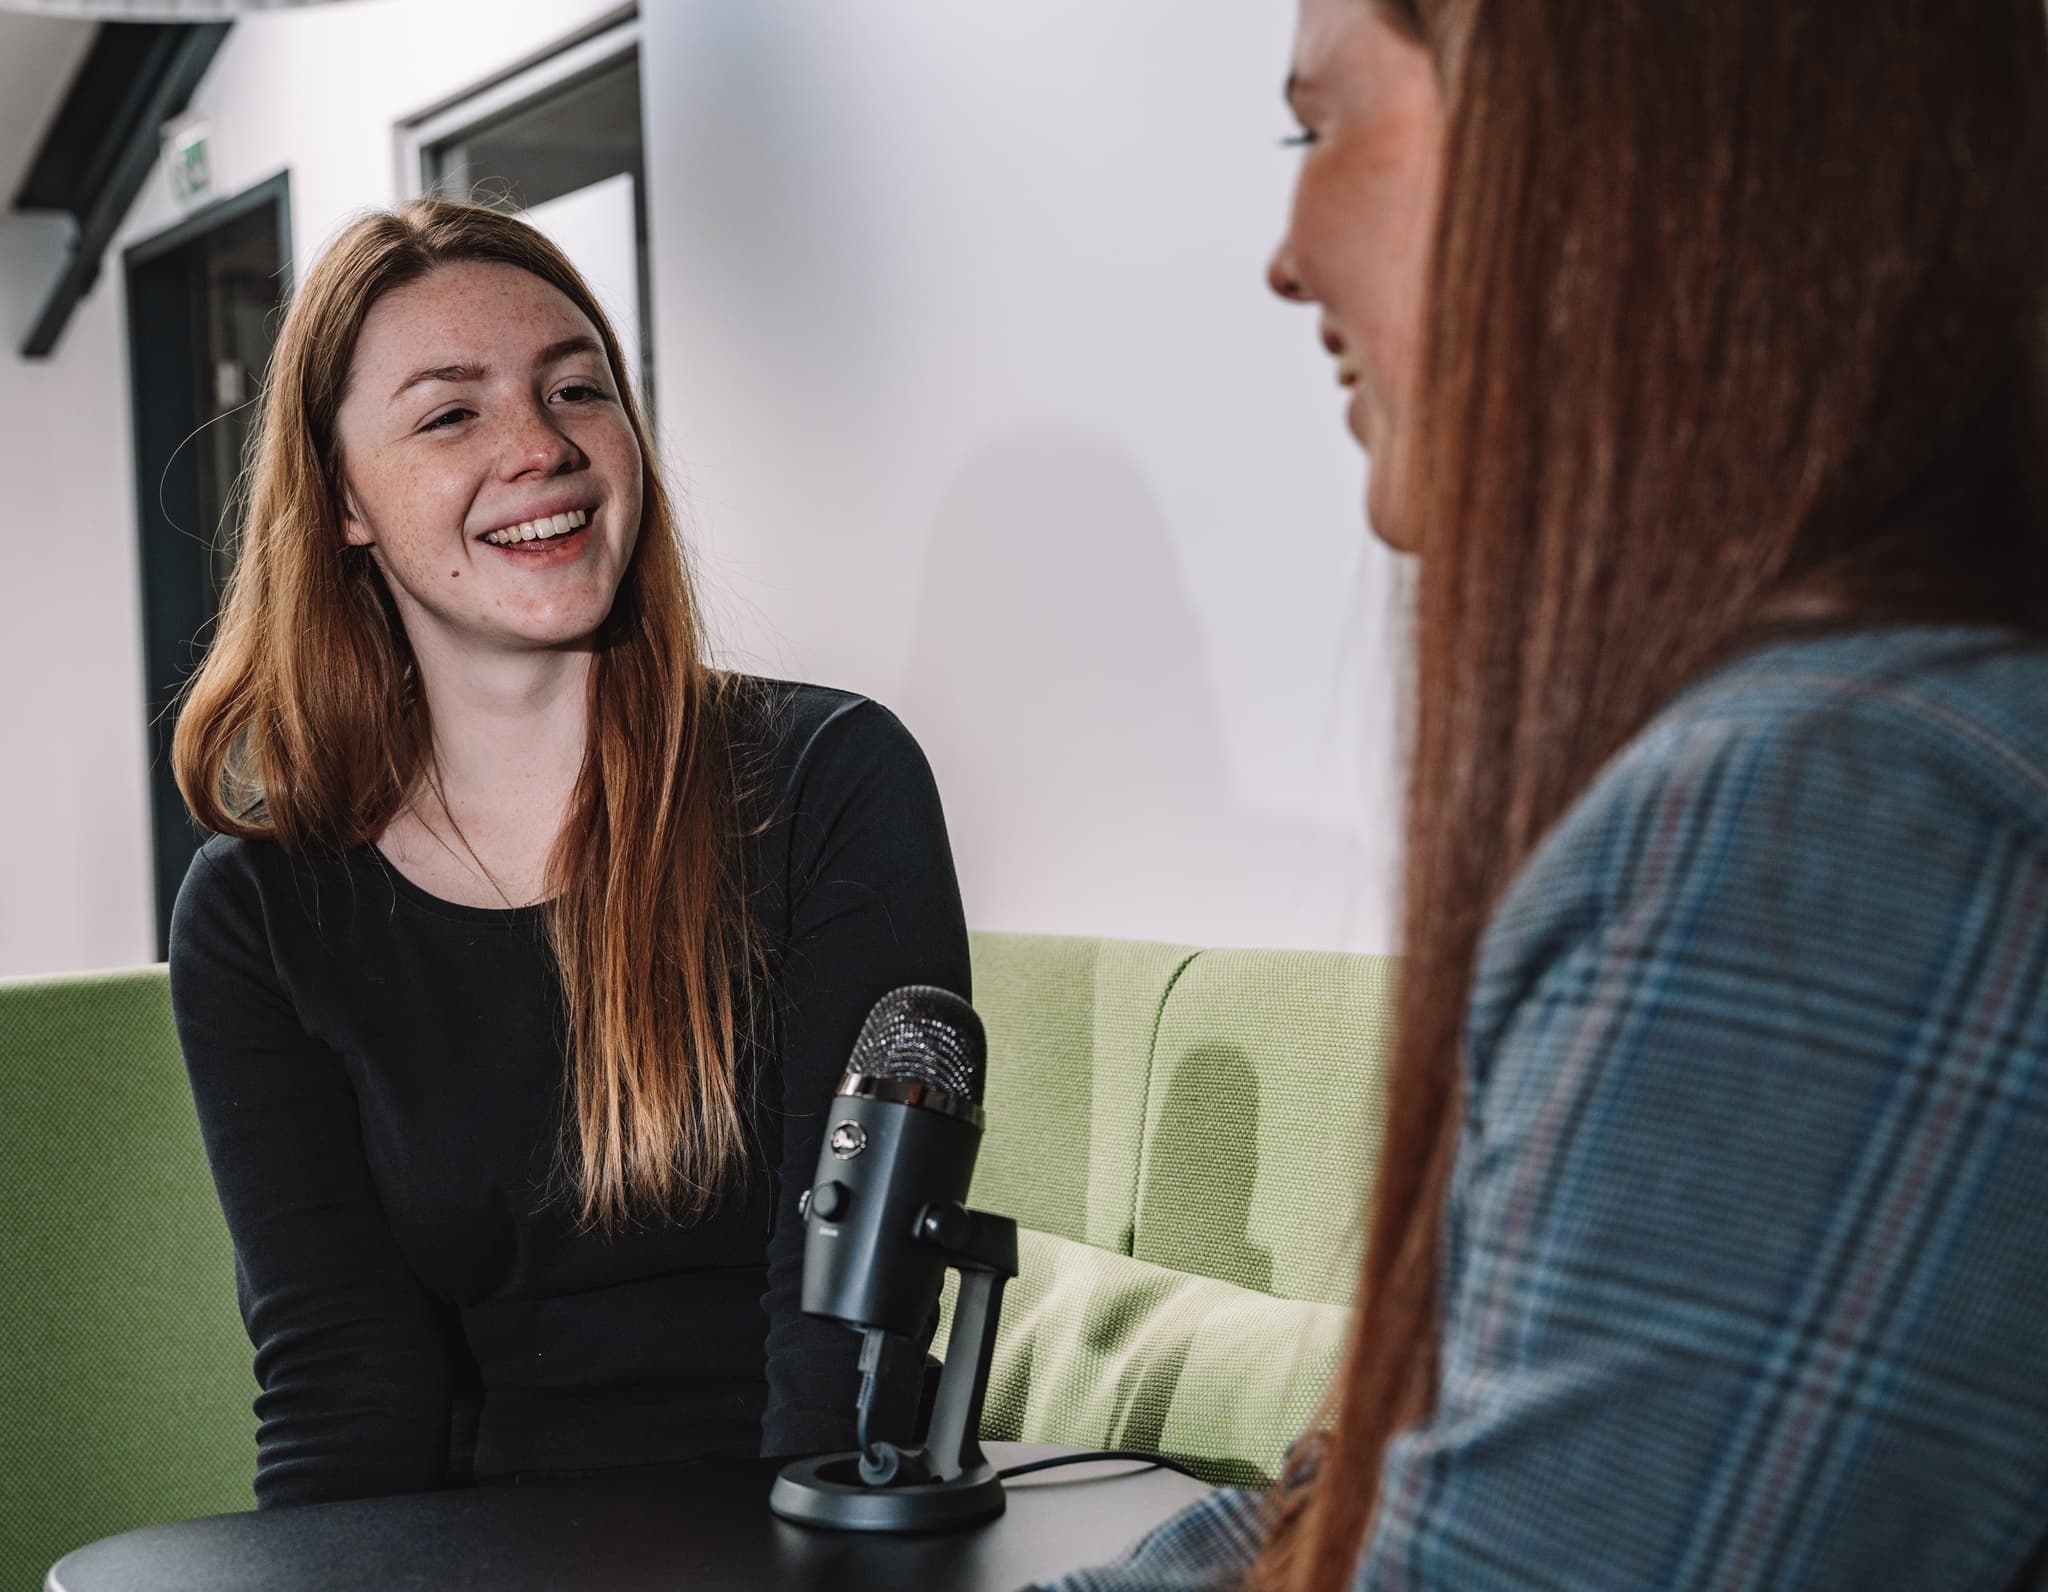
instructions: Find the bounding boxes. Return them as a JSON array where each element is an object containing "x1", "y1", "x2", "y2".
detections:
[
  {"x1": 0, "y1": 934, "x2": 1391, "y2": 1571},
  {"x1": 0, "y1": 966, "x2": 256, "y2": 1588},
  {"x1": 1133, "y1": 949, "x2": 1398, "y2": 1305},
  {"x1": 960, "y1": 1227, "x2": 1348, "y2": 1488},
  {"x1": 940, "y1": 935, "x2": 1395, "y2": 1485},
  {"x1": 966, "y1": 931, "x2": 1195, "y2": 1253}
]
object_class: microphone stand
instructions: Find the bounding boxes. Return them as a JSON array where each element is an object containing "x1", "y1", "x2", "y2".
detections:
[{"x1": 769, "y1": 1201, "x2": 1020, "y2": 1531}]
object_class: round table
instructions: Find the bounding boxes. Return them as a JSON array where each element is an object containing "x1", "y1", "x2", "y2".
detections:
[{"x1": 45, "y1": 1444, "x2": 1213, "y2": 1592}]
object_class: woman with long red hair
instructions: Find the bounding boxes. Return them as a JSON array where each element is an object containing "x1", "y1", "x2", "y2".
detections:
[
  {"x1": 169, "y1": 199, "x2": 968, "y2": 1507},
  {"x1": 1046, "y1": 0, "x2": 2048, "y2": 1586}
]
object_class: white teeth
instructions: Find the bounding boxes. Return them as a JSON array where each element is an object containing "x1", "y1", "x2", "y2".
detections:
[{"x1": 483, "y1": 509, "x2": 591, "y2": 546}]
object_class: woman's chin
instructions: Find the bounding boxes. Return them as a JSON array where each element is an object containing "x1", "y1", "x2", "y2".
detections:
[{"x1": 1364, "y1": 471, "x2": 1419, "y2": 555}]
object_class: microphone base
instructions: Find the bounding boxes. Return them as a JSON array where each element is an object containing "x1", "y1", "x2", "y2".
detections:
[{"x1": 769, "y1": 1452, "x2": 1006, "y2": 1533}]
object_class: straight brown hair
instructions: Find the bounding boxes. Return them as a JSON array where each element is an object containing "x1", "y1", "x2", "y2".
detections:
[
  {"x1": 174, "y1": 198, "x2": 760, "y2": 1234},
  {"x1": 1259, "y1": 2, "x2": 2048, "y2": 1586}
]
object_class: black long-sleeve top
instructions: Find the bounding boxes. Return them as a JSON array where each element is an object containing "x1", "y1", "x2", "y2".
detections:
[{"x1": 168, "y1": 683, "x2": 971, "y2": 1509}]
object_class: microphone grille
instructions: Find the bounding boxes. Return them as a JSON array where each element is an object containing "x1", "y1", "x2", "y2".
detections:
[{"x1": 848, "y1": 986, "x2": 986, "y2": 1103}]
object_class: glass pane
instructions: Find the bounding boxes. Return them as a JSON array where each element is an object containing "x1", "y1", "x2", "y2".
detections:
[
  {"x1": 195, "y1": 202, "x2": 286, "y2": 598},
  {"x1": 421, "y1": 51, "x2": 652, "y2": 409},
  {"x1": 424, "y1": 53, "x2": 643, "y2": 212}
]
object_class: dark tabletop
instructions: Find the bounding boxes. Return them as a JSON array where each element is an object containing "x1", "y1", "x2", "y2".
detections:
[{"x1": 45, "y1": 1444, "x2": 1213, "y2": 1592}]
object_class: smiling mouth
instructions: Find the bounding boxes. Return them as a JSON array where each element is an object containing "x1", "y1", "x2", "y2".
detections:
[{"x1": 481, "y1": 508, "x2": 589, "y2": 547}]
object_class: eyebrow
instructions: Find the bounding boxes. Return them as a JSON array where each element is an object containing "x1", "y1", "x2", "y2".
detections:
[{"x1": 389, "y1": 335, "x2": 607, "y2": 402}]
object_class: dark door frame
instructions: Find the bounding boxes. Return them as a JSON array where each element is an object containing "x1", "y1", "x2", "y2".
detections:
[{"x1": 124, "y1": 169, "x2": 292, "y2": 957}]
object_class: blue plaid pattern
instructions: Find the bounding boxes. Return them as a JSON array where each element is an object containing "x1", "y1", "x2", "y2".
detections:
[{"x1": 1037, "y1": 628, "x2": 2048, "y2": 1591}]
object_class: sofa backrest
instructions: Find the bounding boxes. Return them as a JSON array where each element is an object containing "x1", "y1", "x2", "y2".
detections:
[
  {"x1": 1133, "y1": 948, "x2": 1397, "y2": 1306},
  {"x1": 0, "y1": 965, "x2": 255, "y2": 1590},
  {"x1": 968, "y1": 933, "x2": 1196, "y2": 1254},
  {"x1": 958, "y1": 932, "x2": 1398, "y2": 1484}
]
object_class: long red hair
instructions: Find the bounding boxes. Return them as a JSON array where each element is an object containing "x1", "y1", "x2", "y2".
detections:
[
  {"x1": 174, "y1": 198, "x2": 760, "y2": 1234},
  {"x1": 1258, "y1": 2, "x2": 2048, "y2": 1586}
]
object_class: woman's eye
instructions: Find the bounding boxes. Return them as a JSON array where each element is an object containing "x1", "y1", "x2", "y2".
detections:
[
  {"x1": 421, "y1": 408, "x2": 473, "y2": 432},
  {"x1": 1281, "y1": 127, "x2": 1318, "y2": 149},
  {"x1": 554, "y1": 381, "x2": 609, "y2": 404}
]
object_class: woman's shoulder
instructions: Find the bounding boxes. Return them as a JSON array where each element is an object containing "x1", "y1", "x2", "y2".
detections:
[
  {"x1": 1475, "y1": 625, "x2": 2048, "y2": 1030},
  {"x1": 168, "y1": 834, "x2": 287, "y2": 987},
  {"x1": 720, "y1": 674, "x2": 935, "y2": 794},
  {"x1": 175, "y1": 831, "x2": 280, "y2": 917},
  {"x1": 1628, "y1": 624, "x2": 2048, "y2": 845},
  {"x1": 171, "y1": 829, "x2": 379, "y2": 958}
]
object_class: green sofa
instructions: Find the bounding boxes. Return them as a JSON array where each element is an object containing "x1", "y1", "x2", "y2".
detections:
[
  {"x1": 0, "y1": 967, "x2": 255, "y2": 1592},
  {"x1": 0, "y1": 933, "x2": 1393, "y2": 1583},
  {"x1": 943, "y1": 932, "x2": 1395, "y2": 1487}
]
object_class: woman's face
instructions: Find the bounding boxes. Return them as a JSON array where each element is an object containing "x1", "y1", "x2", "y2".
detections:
[
  {"x1": 333, "y1": 259, "x2": 644, "y2": 664},
  {"x1": 1269, "y1": 0, "x2": 1444, "y2": 552}
]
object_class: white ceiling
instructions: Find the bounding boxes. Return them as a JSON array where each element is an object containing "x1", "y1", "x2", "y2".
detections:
[
  {"x1": 0, "y1": 1, "x2": 344, "y2": 16},
  {"x1": 0, "y1": 10, "x2": 94, "y2": 204}
]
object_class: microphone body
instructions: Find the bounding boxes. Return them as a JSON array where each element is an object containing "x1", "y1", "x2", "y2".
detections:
[
  {"x1": 800, "y1": 1074, "x2": 984, "y2": 1337},
  {"x1": 769, "y1": 986, "x2": 1019, "y2": 1533}
]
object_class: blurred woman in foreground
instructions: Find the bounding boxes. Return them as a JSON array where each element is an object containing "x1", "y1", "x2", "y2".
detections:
[{"x1": 1046, "y1": 0, "x2": 2048, "y2": 1586}]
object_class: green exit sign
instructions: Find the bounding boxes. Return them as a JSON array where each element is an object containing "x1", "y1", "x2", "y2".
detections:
[{"x1": 162, "y1": 113, "x2": 211, "y2": 205}]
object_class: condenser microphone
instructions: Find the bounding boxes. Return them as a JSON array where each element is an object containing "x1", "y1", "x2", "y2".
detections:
[
  {"x1": 769, "y1": 986, "x2": 1020, "y2": 1533},
  {"x1": 798, "y1": 986, "x2": 988, "y2": 1337}
]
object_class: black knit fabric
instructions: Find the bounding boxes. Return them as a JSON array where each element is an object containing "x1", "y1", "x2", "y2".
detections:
[{"x1": 169, "y1": 681, "x2": 970, "y2": 1508}]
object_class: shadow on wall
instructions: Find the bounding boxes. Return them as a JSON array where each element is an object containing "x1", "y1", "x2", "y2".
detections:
[{"x1": 902, "y1": 425, "x2": 1370, "y2": 948}]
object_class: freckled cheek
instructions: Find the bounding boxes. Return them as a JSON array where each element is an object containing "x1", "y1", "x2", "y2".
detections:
[
  {"x1": 392, "y1": 463, "x2": 479, "y2": 562},
  {"x1": 600, "y1": 434, "x2": 645, "y2": 551}
]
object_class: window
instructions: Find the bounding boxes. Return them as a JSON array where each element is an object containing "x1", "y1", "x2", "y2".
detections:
[{"x1": 398, "y1": 13, "x2": 652, "y2": 408}]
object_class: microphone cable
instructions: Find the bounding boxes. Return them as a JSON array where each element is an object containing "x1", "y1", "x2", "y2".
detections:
[
  {"x1": 853, "y1": 1329, "x2": 903, "y2": 1485},
  {"x1": 995, "y1": 1449, "x2": 1208, "y2": 1484}
]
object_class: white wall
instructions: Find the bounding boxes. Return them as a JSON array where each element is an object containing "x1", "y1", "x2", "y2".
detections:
[
  {"x1": 643, "y1": 3, "x2": 1408, "y2": 951},
  {"x1": 0, "y1": 0, "x2": 629, "y2": 978},
  {"x1": 2, "y1": 0, "x2": 1409, "y2": 976},
  {"x1": 0, "y1": 13, "x2": 150, "y2": 978},
  {"x1": 0, "y1": 204, "x2": 152, "y2": 976}
]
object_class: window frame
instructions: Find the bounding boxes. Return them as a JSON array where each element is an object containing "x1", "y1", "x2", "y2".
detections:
[{"x1": 392, "y1": 8, "x2": 653, "y2": 410}]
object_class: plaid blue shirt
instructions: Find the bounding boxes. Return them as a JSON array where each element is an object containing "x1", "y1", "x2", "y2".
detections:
[{"x1": 1038, "y1": 627, "x2": 2048, "y2": 1591}]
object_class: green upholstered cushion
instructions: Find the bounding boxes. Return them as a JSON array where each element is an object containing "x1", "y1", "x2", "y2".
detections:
[
  {"x1": 0, "y1": 967, "x2": 256, "y2": 1587},
  {"x1": 966, "y1": 931, "x2": 1196, "y2": 1253},
  {"x1": 967, "y1": 1227, "x2": 1346, "y2": 1488},
  {"x1": 948, "y1": 936, "x2": 1388, "y2": 1482},
  {"x1": 1132, "y1": 949, "x2": 1397, "y2": 1306}
]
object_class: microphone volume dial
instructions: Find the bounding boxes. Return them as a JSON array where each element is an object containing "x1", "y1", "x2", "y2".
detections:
[{"x1": 808, "y1": 1181, "x2": 851, "y2": 1222}]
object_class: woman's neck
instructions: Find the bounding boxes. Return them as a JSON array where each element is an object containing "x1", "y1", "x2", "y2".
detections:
[{"x1": 378, "y1": 644, "x2": 595, "y2": 909}]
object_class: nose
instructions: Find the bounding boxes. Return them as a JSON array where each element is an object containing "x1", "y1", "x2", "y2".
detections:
[
  {"x1": 501, "y1": 399, "x2": 583, "y2": 478},
  {"x1": 1268, "y1": 240, "x2": 1307, "y2": 303}
]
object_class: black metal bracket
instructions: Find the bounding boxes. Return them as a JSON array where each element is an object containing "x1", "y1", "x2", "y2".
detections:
[
  {"x1": 12, "y1": 21, "x2": 232, "y2": 359},
  {"x1": 769, "y1": 1205, "x2": 1021, "y2": 1533}
]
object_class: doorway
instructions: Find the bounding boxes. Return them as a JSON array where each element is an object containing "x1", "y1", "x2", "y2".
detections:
[{"x1": 124, "y1": 172, "x2": 291, "y2": 956}]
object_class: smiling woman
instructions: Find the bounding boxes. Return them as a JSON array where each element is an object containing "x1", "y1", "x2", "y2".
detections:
[
  {"x1": 334, "y1": 262, "x2": 645, "y2": 683},
  {"x1": 163, "y1": 198, "x2": 971, "y2": 1507}
]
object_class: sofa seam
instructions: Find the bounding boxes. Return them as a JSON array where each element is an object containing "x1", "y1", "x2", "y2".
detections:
[{"x1": 1123, "y1": 949, "x2": 1202, "y2": 1258}]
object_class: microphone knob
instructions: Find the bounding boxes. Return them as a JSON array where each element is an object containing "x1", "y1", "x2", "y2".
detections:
[
  {"x1": 916, "y1": 1200, "x2": 969, "y2": 1249},
  {"x1": 809, "y1": 1181, "x2": 852, "y2": 1222}
]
